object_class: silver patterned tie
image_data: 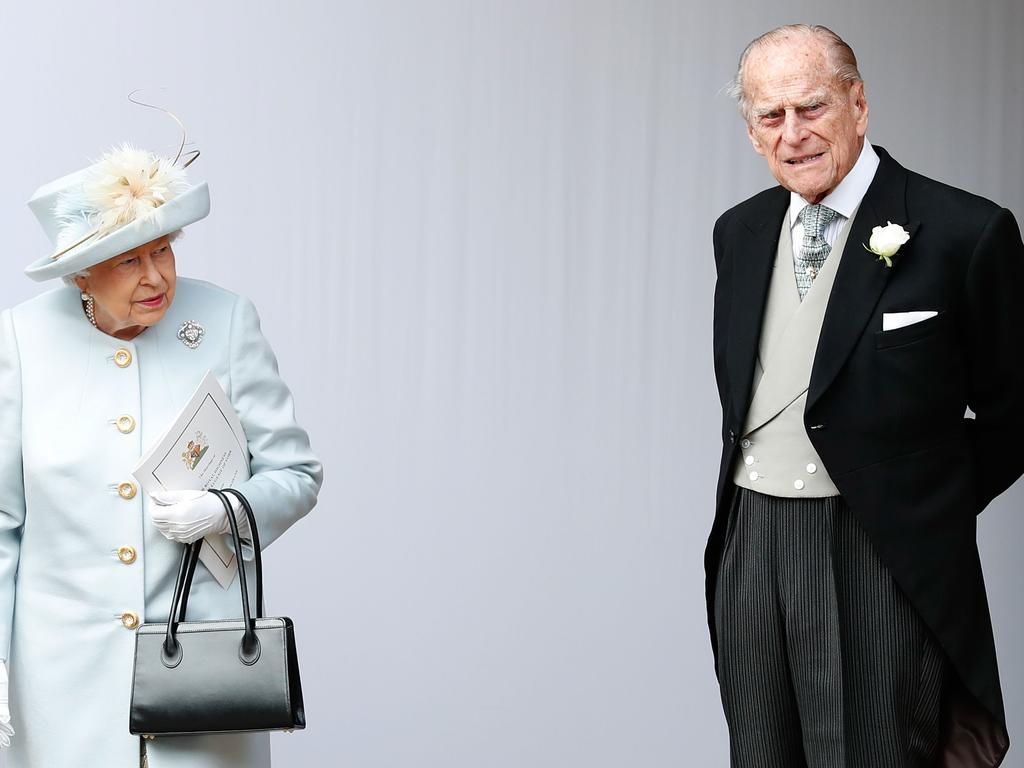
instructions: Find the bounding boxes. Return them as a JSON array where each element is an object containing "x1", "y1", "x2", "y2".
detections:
[{"x1": 795, "y1": 204, "x2": 838, "y2": 299}]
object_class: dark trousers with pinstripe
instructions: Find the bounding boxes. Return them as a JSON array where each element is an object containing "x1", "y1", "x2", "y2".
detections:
[{"x1": 714, "y1": 487, "x2": 946, "y2": 768}]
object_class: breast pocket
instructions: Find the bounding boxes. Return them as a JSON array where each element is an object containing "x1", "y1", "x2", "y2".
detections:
[
  {"x1": 874, "y1": 310, "x2": 950, "y2": 349},
  {"x1": 869, "y1": 309, "x2": 964, "y2": 436}
]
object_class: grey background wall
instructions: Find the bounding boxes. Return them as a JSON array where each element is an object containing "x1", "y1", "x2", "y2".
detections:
[{"x1": 0, "y1": 0, "x2": 1022, "y2": 765}]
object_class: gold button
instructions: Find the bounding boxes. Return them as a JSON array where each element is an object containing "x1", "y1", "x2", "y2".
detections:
[
  {"x1": 117, "y1": 545, "x2": 137, "y2": 564},
  {"x1": 116, "y1": 414, "x2": 137, "y2": 434},
  {"x1": 121, "y1": 611, "x2": 140, "y2": 630},
  {"x1": 113, "y1": 348, "x2": 133, "y2": 368},
  {"x1": 117, "y1": 481, "x2": 137, "y2": 500}
]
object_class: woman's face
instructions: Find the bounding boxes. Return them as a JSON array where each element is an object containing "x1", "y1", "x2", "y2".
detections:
[{"x1": 75, "y1": 236, "x2": 177, "y2": 338}]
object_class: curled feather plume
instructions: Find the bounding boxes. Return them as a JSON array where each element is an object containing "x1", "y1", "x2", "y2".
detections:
[{"x1": 55, "y1": 144, "x2": 189, "y2": 250}]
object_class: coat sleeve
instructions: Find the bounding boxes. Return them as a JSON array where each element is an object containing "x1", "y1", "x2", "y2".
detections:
[
  {"x1": 964, "y1": 207, "x2": 1024, "y2": 511},
  {"x1": 227, "y1": 295, "x2": 323, "y2": 555},
  {"x1": 0, "y1": 310, "x2": 25, "y2": 659}
]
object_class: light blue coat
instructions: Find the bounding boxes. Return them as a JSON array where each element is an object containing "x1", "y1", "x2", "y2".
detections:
[{"x1": 0, "y1": 278, "x2": 323, "y2": 767}]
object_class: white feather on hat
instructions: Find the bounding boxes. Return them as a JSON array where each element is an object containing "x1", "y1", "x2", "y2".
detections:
[{"x1": 54, "y1": 144, "x2": 190, "y2": 251}]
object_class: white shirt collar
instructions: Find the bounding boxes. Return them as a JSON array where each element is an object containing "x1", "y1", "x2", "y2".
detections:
[{"x1": 790, "y1": 140, "x2": 880, "y2": 226}]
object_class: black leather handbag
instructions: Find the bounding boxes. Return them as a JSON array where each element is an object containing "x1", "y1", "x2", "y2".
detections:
[{"x1": 129, "y1": 488, "x2": 306, "y2": 737}]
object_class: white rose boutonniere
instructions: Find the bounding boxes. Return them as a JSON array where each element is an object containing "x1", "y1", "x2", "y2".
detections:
[{"x1": 863, "y1": 221, "x2": 911, "y2": 267}]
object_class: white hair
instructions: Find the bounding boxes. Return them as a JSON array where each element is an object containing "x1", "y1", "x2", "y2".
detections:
[
  {"x1": 62, "y1": 229, "x2": 183, "y2": 288},
  {"x1": 727, "y1": 24, "x2": 863, "y2": 122}
]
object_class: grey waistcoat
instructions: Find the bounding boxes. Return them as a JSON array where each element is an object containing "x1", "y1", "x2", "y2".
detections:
[{"x1": 732, "y1": 207, "x2": 858, "y2": 497}]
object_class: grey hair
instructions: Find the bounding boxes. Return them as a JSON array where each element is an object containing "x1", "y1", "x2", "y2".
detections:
[
  {"x1": 61, "y1": 229, "x2": 184, "y2": 288},
  {"x1": 62, "y1": 269, "x2": 90, "y2": 288},
  {"x1": 727, "y1": 24, "x2": 863, "y2": 122}
]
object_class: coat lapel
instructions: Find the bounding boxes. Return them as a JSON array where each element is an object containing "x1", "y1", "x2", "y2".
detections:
[
  {"x1": 726, "y1": 187, "x2": 789, "y2": 427},
  {"x1": 807, "y1": 146, "x2": 919, "y2": 411}
]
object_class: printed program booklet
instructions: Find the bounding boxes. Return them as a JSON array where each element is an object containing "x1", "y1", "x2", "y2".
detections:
[{"x1": 133, "y1": 370, "x2": 251, "y2": 588}]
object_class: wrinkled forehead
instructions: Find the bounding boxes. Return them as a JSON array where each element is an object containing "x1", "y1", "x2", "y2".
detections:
[
  {"x1": 97, "y1": 235, "x2": 173, "y2": 269},
  {"x1": 744, "y1": 38, "x2": 840, "y2": 109},
  {"x1": 124, "y1": 235, "x2": 172, "y2": 257}
]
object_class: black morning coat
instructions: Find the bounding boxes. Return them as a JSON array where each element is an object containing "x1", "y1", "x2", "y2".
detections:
[{"x1": 708, "y1": 146, "x2": 1024, "y2": 767}]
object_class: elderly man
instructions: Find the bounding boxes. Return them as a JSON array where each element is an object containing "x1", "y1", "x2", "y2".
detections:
[{"x1": 707, "y1": 24, "x2": 1023, "y2": 767}]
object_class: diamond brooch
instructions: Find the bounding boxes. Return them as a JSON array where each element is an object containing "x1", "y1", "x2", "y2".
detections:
[{"x1": 177, "y1": 320, "x2": 205, "y2": 349}]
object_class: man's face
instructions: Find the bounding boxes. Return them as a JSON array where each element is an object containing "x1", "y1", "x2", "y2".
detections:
[{"x1": 744, "y1": 37, "x2": 868, "y2": 203}]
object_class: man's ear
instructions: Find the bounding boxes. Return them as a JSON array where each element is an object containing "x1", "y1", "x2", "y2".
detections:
[
  {"x1": 747, "y1": 123, "x2": 766, "y2": 156},
  {"x1": 851, "y1": 81, "x2": 869, "y2": 138}
]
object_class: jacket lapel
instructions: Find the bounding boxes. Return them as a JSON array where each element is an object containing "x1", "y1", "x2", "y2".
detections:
[
  {"x1": 807, "y1": 146, "x2": 919, "y2": 411},
  {"x1": 726, "y1": 187, "x2": 790, "y2": 427}
]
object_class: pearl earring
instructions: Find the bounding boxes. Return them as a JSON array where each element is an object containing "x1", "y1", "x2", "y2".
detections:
[{"x1": 81, "y1": 292, "x2": 97, "y2": 328}]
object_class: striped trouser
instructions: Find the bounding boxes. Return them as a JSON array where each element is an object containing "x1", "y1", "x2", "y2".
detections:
[{"x1": 714, "y1": 487, "x2": 946, "y2": 768}]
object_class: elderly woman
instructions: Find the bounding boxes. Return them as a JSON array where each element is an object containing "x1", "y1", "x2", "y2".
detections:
[{"x1": 0, "y1": 144, "x2": 322, "y2": 767}]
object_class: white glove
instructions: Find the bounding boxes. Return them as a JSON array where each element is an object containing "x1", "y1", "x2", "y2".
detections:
[
  {"x1": 0, "y1": 661, "x2": 14, "y2": 749},
  {"x1": 150, "y1": 490, "x2": 246, "y2": 544}
]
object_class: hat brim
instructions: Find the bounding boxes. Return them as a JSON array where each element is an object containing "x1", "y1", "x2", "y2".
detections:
[{"x1": 24, "y1": 182, "x2": 210, "y2": 282}]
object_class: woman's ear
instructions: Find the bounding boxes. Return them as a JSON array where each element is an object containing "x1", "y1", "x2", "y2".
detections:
[{"x1": 73, "y1": 275, "x2": 89, "y2": 294}]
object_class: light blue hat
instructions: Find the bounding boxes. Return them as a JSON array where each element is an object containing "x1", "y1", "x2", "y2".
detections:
[{"x1": 24, "y1": 144, "x2": 210, "y2": 282}]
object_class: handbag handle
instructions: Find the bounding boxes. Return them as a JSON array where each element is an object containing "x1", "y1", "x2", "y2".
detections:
[
  {"x1": 164, "y1": 539, "x2": 202, "y2": 658},
  {"x1": 173, "y1": 489, "x2": 264, "y2": 622},
  {"x1": 221, "y1": 488, "x2": 264, "y2": 618},
  {"x1": 161, "y1": 489, "x2": 262, "y2": 667}
]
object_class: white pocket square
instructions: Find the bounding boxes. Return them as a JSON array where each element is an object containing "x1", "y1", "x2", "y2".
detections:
[{"x1": 882, "y1": 310, "x2": 938, "y2": 331}]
